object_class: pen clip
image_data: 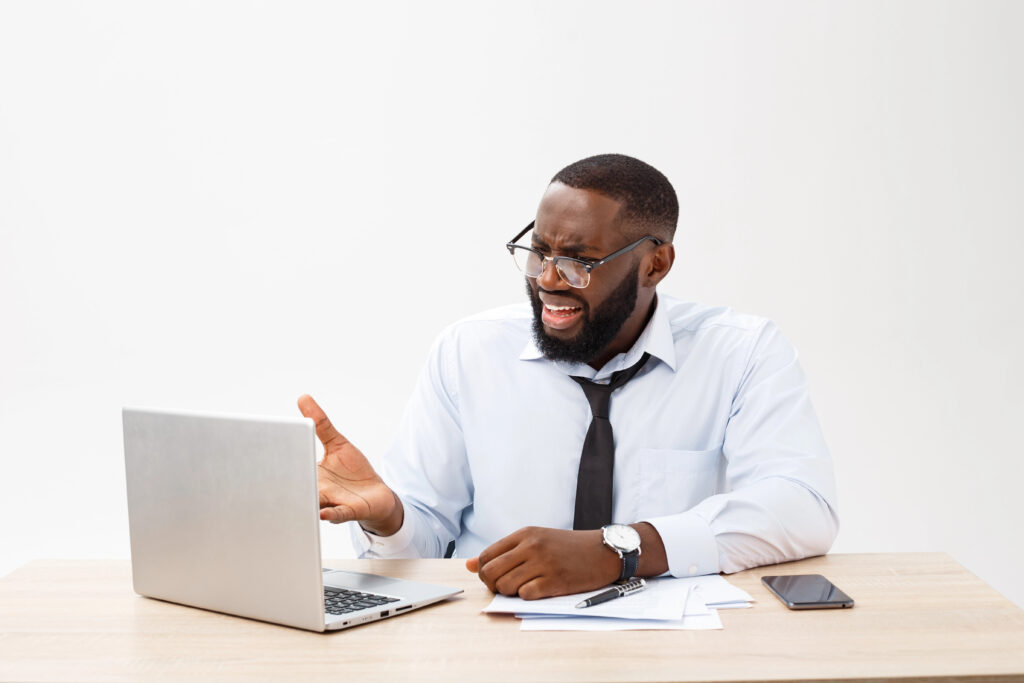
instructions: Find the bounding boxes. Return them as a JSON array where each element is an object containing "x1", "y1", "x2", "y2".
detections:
[{"x1": 574, "y1": 578, "x2": 647, "y2": 608}]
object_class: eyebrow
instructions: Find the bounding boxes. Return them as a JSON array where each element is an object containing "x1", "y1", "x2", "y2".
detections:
[{"x1": 530, "y1": 234, "x2": 596, "y2": 258}]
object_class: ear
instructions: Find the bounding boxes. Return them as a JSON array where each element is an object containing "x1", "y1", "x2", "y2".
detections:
[{"x1": 641, "y1": 242, "x2": 674, "y2": 287}]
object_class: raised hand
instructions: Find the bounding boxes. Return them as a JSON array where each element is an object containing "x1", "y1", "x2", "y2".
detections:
[{"x1": 297, "y1": 394, "x2": 403, "y2": 536}]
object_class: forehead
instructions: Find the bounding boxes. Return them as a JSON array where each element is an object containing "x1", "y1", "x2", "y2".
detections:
[{"x1": 533, "y1": 183, "x2": 624, "y2": 253}]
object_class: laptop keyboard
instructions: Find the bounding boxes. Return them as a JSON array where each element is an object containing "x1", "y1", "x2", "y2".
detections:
[{"x1": 324, "y1": 588, "x2": 401, "y2": 615}]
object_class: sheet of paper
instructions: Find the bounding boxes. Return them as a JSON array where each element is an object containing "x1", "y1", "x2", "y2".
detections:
[
  {"x1": 712, "y1": 601, "x2": 752, "y2": 610},
  {"x1": 515, "y1": 589, "x2": 709, "y2": 619},
  {"x1": 673, "y1": 574, "x2": 754, "y2": 606},
  {"x1": 516, "y1": 603, "x2": 710, "y2": 619},
  {"x1": 483, "y1": 577, "x2": 695, "y2": 620},
  {"x1": 520, "y1": 609, "x2": 724, "y2": 631}
]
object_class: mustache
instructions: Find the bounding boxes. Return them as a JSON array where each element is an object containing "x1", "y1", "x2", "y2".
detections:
[{"x1": 534, "y1": 286, "x2": 587, "y2": 306}]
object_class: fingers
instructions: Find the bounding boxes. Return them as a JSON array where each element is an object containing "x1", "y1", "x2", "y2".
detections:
[
  {"x1": 474, "y1": 539, "x2": 547, "y2": 597},
  {"x1": 320, "y1": 505, "x2": 357, "y2": 524},
  {"x1": 516, "y1": 577, "x2": 554, "y2": 601},
  {"x1": 493, "y1": 562, "x2": 544, "y2": 597},
  {"x1": 475, "y1": 528, "x2": 533, "y2": 594},
  {"x1": 479, "y1": 550, "x2": 527, "y2": 594},
  {"x1": 471, "y1": 527, "x2": 591, "y2": 599},
  {"x1": 318, "y1": 482, "x2": 366, "y2": 524},
  {"x1": 297, "y1": 394, "x2": 349, "y2": 450},
  {"x1": 318, "y1": 488, "x2": 351, "y2": 512},
  {"x1": 476, "y1": 527, "x2": 527, "y2": 569},
  {"x1": 465, "y1": 557, "x2": 479, "y2": 573}
]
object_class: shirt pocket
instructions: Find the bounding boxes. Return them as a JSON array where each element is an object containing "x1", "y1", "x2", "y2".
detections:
[{"x1": 632, "y1": 447, "x2": 722, "y2": 520}]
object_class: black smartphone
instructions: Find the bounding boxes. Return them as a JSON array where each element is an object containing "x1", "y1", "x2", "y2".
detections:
[{"x1": 761, "y1": 574, "x2": 854, "y2": 610}]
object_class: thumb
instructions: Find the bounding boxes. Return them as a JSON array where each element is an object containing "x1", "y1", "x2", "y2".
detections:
[
  {"x1": 297, "y1": 394, "x2": 349, "y2": 450},
  {"x1": 465, "y1": 557, "x2": 480, "y2": 573}
]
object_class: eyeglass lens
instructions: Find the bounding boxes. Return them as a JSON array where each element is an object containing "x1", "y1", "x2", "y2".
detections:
[{"x1": 511, "y1": 248, "x2": 589, "y2": 288}]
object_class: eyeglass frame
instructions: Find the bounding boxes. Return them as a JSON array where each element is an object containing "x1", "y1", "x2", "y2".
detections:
[{"x1": 505, "y1": 220, "x2": 664, "y2": 289}]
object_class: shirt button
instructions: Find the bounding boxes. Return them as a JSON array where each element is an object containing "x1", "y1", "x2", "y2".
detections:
[{"x1": 688, "y1": 564, "x2": 698, "y2": 576}]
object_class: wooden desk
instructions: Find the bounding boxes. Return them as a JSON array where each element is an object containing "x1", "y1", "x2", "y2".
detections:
[{"x1": 1, "y1": 553, "x2": 1022, "y2": 682}]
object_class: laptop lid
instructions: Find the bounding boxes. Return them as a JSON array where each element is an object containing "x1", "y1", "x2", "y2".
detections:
[{"x1": 123, "y1": 408, "x2": 327, "y2": 631}]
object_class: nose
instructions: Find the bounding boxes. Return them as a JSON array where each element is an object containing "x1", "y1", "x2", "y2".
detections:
[{"x1": 535, "y1": 257, "x2": 570, "y2": 291}]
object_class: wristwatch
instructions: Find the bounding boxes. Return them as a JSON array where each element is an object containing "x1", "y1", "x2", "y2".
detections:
[{"x1": 601, "y1": 524, "x2": 641, "y2": 583}]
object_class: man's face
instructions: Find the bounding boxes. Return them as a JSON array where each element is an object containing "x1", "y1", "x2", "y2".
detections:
[
  {"x1": 525, "y1": 183, "x2": 652, "y2": 366},
  {"x1": 526, "y1": 266, "x2": 639, "y2": 365}
]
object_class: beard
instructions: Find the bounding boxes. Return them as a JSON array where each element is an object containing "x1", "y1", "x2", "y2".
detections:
[{"x1": 527, "y1": 263, "x2": 640, "y2": 365}]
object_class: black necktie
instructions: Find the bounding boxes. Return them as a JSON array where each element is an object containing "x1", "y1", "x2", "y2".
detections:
[{"x1": 570, "y1": 352, "x2": 652, "y2": 530}]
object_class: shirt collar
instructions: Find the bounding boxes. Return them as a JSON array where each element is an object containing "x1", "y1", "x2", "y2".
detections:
[{"x1": 518, "y1": 295, "x2": 677, "y2": 378}]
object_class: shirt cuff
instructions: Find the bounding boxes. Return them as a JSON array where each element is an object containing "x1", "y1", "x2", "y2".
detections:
[
  {"x1": 349, "y1": 508, "x2": 418, "y2": 558},
  {"x1": 644, "y1": 511, "x2": 721, "y2": 577}
]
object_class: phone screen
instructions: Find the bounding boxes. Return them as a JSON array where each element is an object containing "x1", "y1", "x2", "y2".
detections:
[{"x1": 761, "y1": 574, "x2": 854, "y2": 610}]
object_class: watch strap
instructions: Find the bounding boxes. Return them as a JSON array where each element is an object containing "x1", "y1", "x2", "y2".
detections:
[{"x1": 618, "y1": 549, "x2": 639, "y2": 583}]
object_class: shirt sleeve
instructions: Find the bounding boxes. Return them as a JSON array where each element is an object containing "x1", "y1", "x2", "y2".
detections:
[
  {"x1": 644, "y1": 321, "x2": 840, "y2": 576},
  {"x1": 349, "y1": 329, "x2": 470, "y2": 559}
]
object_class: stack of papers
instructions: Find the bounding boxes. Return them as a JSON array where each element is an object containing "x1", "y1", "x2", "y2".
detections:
[{"x1": 483, "y1": 575, "x2": 753, "y2": 631}]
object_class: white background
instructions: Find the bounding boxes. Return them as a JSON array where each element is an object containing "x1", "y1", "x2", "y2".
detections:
[{"x1": 1, "y1": 2, "x2": 1022, "y2": 607}]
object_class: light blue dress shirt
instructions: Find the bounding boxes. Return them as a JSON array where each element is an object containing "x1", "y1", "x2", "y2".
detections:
[{"x1": 350, "y1": 295, "x2": 839, "y2": 576}]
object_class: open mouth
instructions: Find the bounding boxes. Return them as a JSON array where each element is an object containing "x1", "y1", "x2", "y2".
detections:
[{"x1": 541, "y1": 303, "x2": 584, "y2": 330}]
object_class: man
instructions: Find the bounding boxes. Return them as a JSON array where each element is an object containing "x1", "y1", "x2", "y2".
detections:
[{"x1": 299, "y1": 154, "x2": 838, "y2": 600}]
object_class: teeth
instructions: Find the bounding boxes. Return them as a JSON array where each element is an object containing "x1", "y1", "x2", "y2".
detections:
[{"x1": 546, "y1": 305, "x2": 580, "y2": 311}]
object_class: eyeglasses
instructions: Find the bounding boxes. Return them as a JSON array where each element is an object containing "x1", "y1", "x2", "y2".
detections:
[{"x1": 505, "y1": 221, "x2": 663, "y2": 289}]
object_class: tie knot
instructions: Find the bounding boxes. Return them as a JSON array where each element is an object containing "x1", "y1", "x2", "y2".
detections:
[{"x1": 570, "y1": 353, "x2": 651, "y2": 421}]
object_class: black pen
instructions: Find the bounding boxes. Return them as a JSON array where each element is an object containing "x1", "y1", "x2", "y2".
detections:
[{"x1": 575, "y1": 578, "x2": 647, "y2": 608}]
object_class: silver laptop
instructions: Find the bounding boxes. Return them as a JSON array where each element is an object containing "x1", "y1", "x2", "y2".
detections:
[{"x1": 122, "y1": 407, "x2": 462, "y2": 632}]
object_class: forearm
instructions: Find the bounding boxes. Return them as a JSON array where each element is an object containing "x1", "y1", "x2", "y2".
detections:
[
  {"x1": 646, "y1": 477, "x2": 839, "y2": 577},
  {"x1": 710, "y1": 478, "x2": 838, "y2": 573}
]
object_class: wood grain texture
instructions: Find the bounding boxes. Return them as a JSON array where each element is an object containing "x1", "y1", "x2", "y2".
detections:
[{"x1": 1, "y1": 553, "x2": 1022, "y2": 682}]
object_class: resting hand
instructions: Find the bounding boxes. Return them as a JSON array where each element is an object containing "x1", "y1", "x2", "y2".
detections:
[
  {"x1": 297, "y1": 394, "x2": 403, "y2": 536},
  {"x1": 464, "y1": 526, "x2": 620, "y2": 600}
]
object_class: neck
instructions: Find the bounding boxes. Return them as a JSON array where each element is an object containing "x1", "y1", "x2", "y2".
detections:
[{"x1": 587, "y1": 293, "x2": 658, "y2": 370}]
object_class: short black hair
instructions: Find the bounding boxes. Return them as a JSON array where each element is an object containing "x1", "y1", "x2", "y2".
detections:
[{"x1": 551, "y1": 154, "x2": 678, "y2": 241}]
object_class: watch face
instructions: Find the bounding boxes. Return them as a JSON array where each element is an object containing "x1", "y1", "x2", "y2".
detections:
[{"x1": 604, "y1": 524, "x2": 641, "y2": 552}]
